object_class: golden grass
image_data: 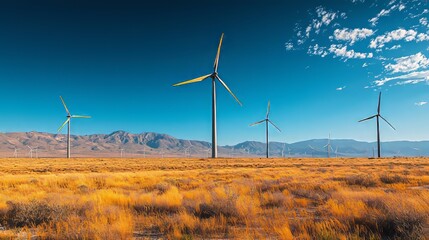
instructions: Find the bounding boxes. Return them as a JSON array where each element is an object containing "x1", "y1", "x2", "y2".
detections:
[{"x1": 0, "y1": 157, "x2": 427, "y2": 239}]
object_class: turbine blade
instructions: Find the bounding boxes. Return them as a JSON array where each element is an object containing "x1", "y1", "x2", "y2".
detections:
[
  {"x1": 268, "y1": 120, "x2": 281, "y2": 132},
  {"x1": 216, "y1": 75, "x2": 242, "y2": 106},
  {"x1": 60, "y1": 96, "x2": 71, "y2": 115},
  {"x1": 358, "y1": 115, "x2": 377, "y2": 122},
  {"x1": 213, "y1": 33, "x2": 224, "y2": 72},
  {"x1": 58, "y1": 118, "x2": 70, "y2": 132},
  {"x1": 379, "y1": 115, "x2": 396, "y2": 130},
  {"x1": 378, "y1": 92, "x2": 381, "y2": 114},
  {"x1": 172, "y1": 74, "x2": 212, "y2": 87},
  {"x1": 71, "y1": 115, "x2": 91, "y2": 119},
  {"x1": 250, "y1": 119, "x2": 265, "y2": 126},
  {"x1": 266, "y1": 101, "x2": 271, "y2": 118}
]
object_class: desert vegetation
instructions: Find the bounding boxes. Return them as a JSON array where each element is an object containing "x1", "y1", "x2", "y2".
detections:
[{"x1": 0, "y1": 157, "x2": 428, "y2": 239}]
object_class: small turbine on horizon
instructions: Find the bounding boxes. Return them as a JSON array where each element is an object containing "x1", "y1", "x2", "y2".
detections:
[
  {"x1": 27, "y1": 146, "x2": 33, "y2": 158},
  {"x1": 358, "y1": 92, "x2": 395, "y2": 158},
  {"x1": 323, "y1": 134, "x2": 333, "y2": 158},
  {"x1": 58, "y1": 96, "x2": 91, "y2": 158},
  {"x1": 250, "y1": 101, "x2": 281, "y2": 158},
  {"x1": 172, "y1": 33, "x2": 242, "y2": 158},
  {"x1": 13, "y1": 147, "x2": 18, "y2": 158}
]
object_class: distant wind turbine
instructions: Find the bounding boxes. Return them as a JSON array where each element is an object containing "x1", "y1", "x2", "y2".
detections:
[
  {"x1": 250, "y1": 101, "x2": 281, "y2": 158},
  {"x1": 358, "y1": 92, "x2": 395, "y2": 158},
  {"x1": 13, "y1": 147, "x2": 18, "y2": 158},
  {"x1": 324, "y1": 134, "x2": 333, "y2": 158},
  {"x1": 172, "y1": 33, "x2": 242, "y2": 158},
  {"x1": 335, "y1": 146, "x2": 338, "y2": 158},
  {"x1": 34, "y1": 146, "x2": 38, "y2": 158},
  {"x1": 58, "y1": 96, "x2": 91, "y2": 158},
  {"x1": 27, "y1": 146, "x2": 33, "y2": 158},
  {"x1": 120, "y1": 148, "x2": 124, "y2": 158}
]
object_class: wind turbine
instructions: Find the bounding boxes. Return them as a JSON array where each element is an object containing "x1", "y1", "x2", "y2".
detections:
[
  {"x1": 335, "y1": 146, "x2": 338, "y2": 158},
  {"x1": 27, "y1": 146, "x2": 33, "y2": 158},
  {"x1": 358, "y1": 92, "x2": 395, "y2": 158},
  {"x1": 323, "y1": 134, "x2": 333, "y2": 158},
  {"x1": 13, "y1": 147, "x2": 18, "y2": 158},
  {"x1": 172, "y1": 33, "x2": 242, "y2": 158},
  {"x1": 120, "y1": 148, "x2": 124, "y2": 158},
  {"x1": 308, "y1": 145, "x2": 316, "y2": 157},
  {"x1": 250, "y1": 101, "x2": 281, "y2": 158},
  {"x1": 205, "y1": 148, "x2": 211, "y2": 158},
  {"x1": 282, "y1": 143, "x2": 286, "y2": 157},
  {"x1": 58, "y1": 96, "x2": 91, "y2": 158},
  {"x1": 34, "y1": 146, "x2": 38, "y2": 158}
]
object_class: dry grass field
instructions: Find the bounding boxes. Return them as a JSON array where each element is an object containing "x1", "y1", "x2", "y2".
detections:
[{"x1": 0, "y1": 157, "x2": 428, "y2": 239}]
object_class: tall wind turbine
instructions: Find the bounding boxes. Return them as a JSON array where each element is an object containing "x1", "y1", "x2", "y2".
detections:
[
  {"x1": 172, "y1": 33, "x2": 242, "y2": 158},
  {"x1": 250, "y1": 101, "x2": 281, "y2": 158},
  {"x1": 358, "y1": 92, "x2": 395, "y2": 158},
  {"x1": 58, "y1": 96, "x2": 91, "y2": 158}
]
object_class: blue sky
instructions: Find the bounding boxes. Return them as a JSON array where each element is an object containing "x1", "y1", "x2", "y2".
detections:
[{"x1": 0, "y1": 0, "x2": 429, "y2": 145}]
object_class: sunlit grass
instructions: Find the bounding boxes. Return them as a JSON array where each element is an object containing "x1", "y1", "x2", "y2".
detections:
[{"x1": 0, "y1": 157, "x2": 427, "y2": 239}]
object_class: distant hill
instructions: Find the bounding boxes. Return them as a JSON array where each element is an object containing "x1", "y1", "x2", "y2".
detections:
[{"x1": 0, "y1": 131, "x2": 428, "y2": 158}]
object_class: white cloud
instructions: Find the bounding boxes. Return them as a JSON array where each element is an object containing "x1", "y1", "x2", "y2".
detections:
[
  {"x1": 329, "y1": 44, "x2": 373, "y2": 59},
  {"x1": 369, "y1": 3, "x2": 405, "y2": 26},
  {"x1": 336, "y1": 86, "x2": 346, "y2": 91},
  {"x1": 285, "y1": 42, "x2": 294, "y2": 51},
  {"x1": 369, "y1": 4, "x2": 396, "y2": 26},
  {"x1": 410, "y1": 9, "x2": 429, "y2": 19},
  {"x1": 396, "y1": 79, "x2": 426, "y2": 85},
  {"x1": 387, "y1": 44, "x2": 401, "y2": 50},
  {"x1": 333, "y1": 28, "x2": 374, "y2": 45},
  {"x1": 385, "y1": 52, "x2": 429, "y2": 73},
  {"x1": 374, "y1": 70, "x2": 429, "y2": 86},
  {"x1": 304, "y1": 6, "x2": 342, "y2": 39},
  {"x1": 415, "y1": 101, "x2": 427, "y2": 106},
  {"x1": 417, "y1": 33, "x2": 429, "y2": 42},
  {"x1": 420, "y1": 17, "x2": 428, "y2": 26},
  {"x1": 362, "y1": 63, "x2": 368, "y2": 67},
  {"x1": 307, "y1": 44, "x2": 328, "y2": 57},
  {"x1": 369, "y1": 29, "x2": 417, "y2": 48}
]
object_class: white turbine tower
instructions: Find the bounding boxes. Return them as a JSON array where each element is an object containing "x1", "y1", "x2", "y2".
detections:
[
  {"x1": 173, "y1": 33, "x2": 242, "y2": 158},
  {"x1": 58, "y1": 96, "x2": 91, "y2": 158},
  {"x1": 282, "y1": 143, "x2": 286, "y2": 158},
  {"x1": 120, "y1": 148, "x2": 124, "y2": 158},
  {"x1": 27, "y1": 146, "x2": 33, "y2": 158},
  {"x1": 323, "y1": 134, "x2": 333, "y2": 158},
  {"x1": 13, "y1": 147, "x2": 18, "y2": 158},
  {"x1": 34, "y1": 146, "x2": 39, "y2": 158},
  {"x1": 250, "y1": 101, "x2": 281, "y2": 158}
]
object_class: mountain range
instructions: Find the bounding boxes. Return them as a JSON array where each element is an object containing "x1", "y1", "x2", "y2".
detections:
[{"x1": 0, "y1": 131, "x2": 427, "y2": 158}]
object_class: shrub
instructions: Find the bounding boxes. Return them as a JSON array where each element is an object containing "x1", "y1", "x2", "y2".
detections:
[
  {"x1": 379, "y1": 174, "x2": 408, "y2": 184},
  {"x1": 345, "y1": 175, "x2": 378, "y2": 187},
  {"x1": 4, "y1": 200, "x2": 69, "y2": 228}
]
